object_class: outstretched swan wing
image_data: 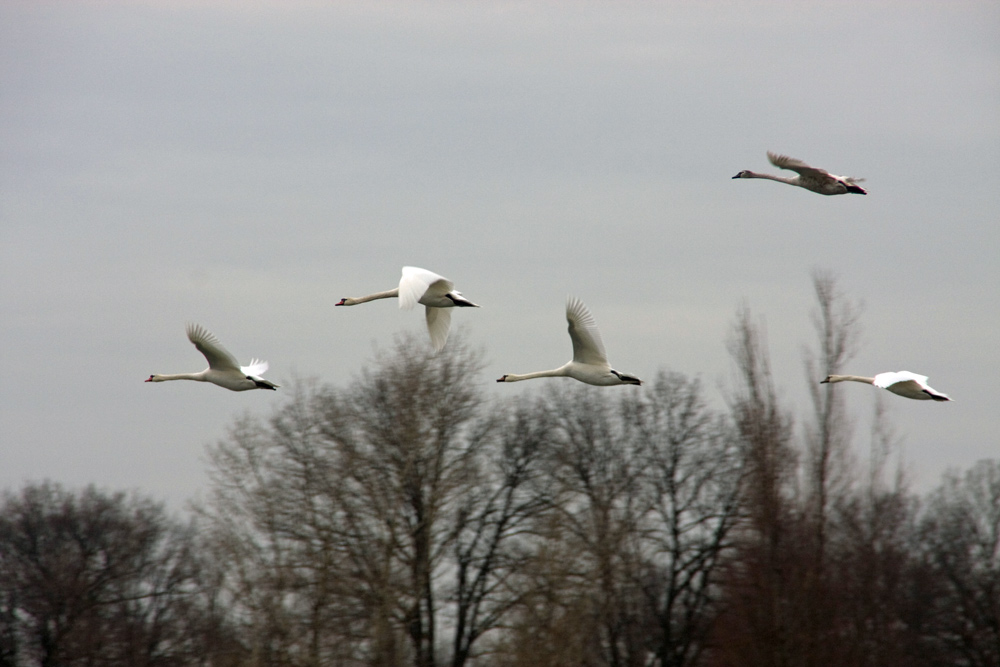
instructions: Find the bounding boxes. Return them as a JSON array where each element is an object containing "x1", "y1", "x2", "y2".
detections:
[
  {"x1": 187, "y1": 323, "x2": 242, "y2": 372},
  {"x1": 425, "y1": 307, "x2": 452, "y2": 352},
  {"x1": 566, "y1": 297, "x2": 608, "y2": 366},
  {"x1": 873, "y1": 371, "x2": 928, "y2": 389},
  {"x1": 399, "y1": 266, "x2": 453, "y2": 310},
  {"x1": 768, "y1": 152, "x2": 828, "y2": 178}
]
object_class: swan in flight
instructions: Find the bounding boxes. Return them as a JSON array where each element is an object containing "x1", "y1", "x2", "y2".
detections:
[
  {"x1": 497, "y1": 297, "x2": 642, "y2": 387},
  {"x1": 146, "y1": 323, "x2": 279, "y2": 391},
  {"x1": 821, "y1": 371, "x2": 951, "y2": 401},
  {"x1": 733, "y1": 151, "x2": 867, "y2": 195},
  {"x1": 335, "y1": 266, "x2": 479, "y2": 352}
]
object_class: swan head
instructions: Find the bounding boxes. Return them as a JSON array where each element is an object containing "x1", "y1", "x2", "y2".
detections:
[
  {"x1": 845, "y1": 183, "x2": 867, "y2": 195},
  {"x1": 335, "y1": 298, "x2": 353, "y2": 306},
  {"x1": 496, "y1": 375, "x2": 509, "y2": 383},
  {"x1": 732, "y1": 170, "x2": 752, "y2": 179},
  {"x1": 146, "y1": 374, "x2": 161, "y2": 383}
]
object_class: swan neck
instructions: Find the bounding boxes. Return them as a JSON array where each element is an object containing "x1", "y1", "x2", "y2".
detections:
[
  {"x1": 152, "y1": 373, "x2": 206, "y2": 382},
  {"x1": 344, "y1": 288, "x2": 399, "y2": 305},
  {"x1": 503, "y1": 368, "x2": 567, "y2": 382},
  {"x1": 828, "y1": 375, "x2": 874, "y2": 385},
  {"x1": 749, "y1": 171, "x2": 796, "y2": 185}
]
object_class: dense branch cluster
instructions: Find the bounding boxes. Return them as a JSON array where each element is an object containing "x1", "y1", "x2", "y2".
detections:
[{"x1": 2, "y1": 278, "x2": 996, "y2": 667}]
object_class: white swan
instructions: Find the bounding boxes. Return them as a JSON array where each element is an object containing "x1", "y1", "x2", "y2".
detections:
[
  {"x1": 335, "y1": 266, "x2": 479, "y2": 352},
  {"x1": 146, "y1": 323, "x2": 279, "y2": 391},
  {"x1": 497, "y1": 297, "x2": 642, "y2": 387},
  {"x1": 821, "y1": 371, "x2": 951, "y2": 401},
  {"x1": 733, "y1": 151, "x2": 867, "y2": 195}
]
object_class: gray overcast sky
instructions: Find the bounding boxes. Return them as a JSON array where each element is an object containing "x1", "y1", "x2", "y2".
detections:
[{"x1": 2, "y1": 1, "x2": 998, "y2": 509}]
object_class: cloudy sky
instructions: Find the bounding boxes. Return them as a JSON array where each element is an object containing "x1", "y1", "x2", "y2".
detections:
[{"x1": 2, "y1": 1, "x2": 998, "y2": 510}]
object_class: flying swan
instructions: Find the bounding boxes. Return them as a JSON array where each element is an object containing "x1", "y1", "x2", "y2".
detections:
[
  {"x1": 821, "y1": 371, "x2": 951, "y2": 401},
  {"x1": 146, "y1": 323, "x2": 279, "y2": 391},
  {"x1": 733, "y1": 151, "x2": 867, "y2": 195},
  {"x1": 497, "y1": 297, "x2": 642, "y2": 386},
  {"x1": 335, "y1": 266, "x2": 479, "y2": 352}
]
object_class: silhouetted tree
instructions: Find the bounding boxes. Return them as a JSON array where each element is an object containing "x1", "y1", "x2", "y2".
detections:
[
  {"x1": 546, "y1": 384, "x2": 649, "y2": 667},
  {"x1": 631, "y1": 372, "x2": 744, "y2": 667},
  {"x1": 201, "y1": 378, "x2": 366, "y2": 666},
  {"x1": 803, "y1": 269, "x2": 861, "y2": 569},
  {"x1": 0, "y1": 482, "x2": 229, "y2": 666},
  {"x1": 827, "y1": 398, "x2": 918, "y2": 667},
  {"x1": 915, "y1": 459, "x2": 1000, "y2": 667},
  {"x1": 447, "y1": 398, "x2": 553, "y2": 667},
  {"x1": 201, "y1": 334, "x2": 550, "y2": 667},
  {"x1": 711, "y1": 307, "x2": 801, "y2": 667},
  {"x1": 709, "y1": 281, "x2": 936, "y2": 667},
  {"x1": 500, "y1": 374, "x2": 742, "y2": 667},
  {"x1": 798, "y1": 270, "x2": 863, "y2": 661}
]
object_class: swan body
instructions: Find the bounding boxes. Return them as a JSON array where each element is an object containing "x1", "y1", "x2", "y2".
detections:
[
  {"x1": 821, "y1": 371, "x2": 951, "y2": 401},
  {"x1": 335, "y1": 266, "x2": 479, "y2": 352},
  {"x1": 146, "y1": 324, "x2": 279, "y2": 392},
  {"x1": 733, "y1": 151, "x2": 866, "y2": 195},
  {"x1": 497, "y1": 297, "x2": 641, "y2": 387}
]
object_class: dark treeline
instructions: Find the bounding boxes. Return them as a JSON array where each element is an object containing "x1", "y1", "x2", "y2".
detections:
[{"x1": 2, "y1": 275, "x2": 997, "y2": 667}]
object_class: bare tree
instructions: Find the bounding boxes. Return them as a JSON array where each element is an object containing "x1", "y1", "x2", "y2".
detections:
[
  {"x1": 542, "y1": 384, "x2": 649, "y2": 667},
  {"x1": 915, "y1": 459, "x2": 1000, "y2": 667},
  {"x1": 824, "y1": 396, "x2": 918, "y2": 667},
  {"x1": 803, "y1": 269, "x2": 861, "y2": 568},
  {"x1": 447, "y1": 398, "x2": 553, "y2": 667},
  {"x1": 201, "y1": 333, "x2": 550, "y2": 667},
  {"x1": 319, "y1": 334, "x2": 491, "y2": 667},
  {"x1": 201, "y1": 378, "x2": 368, "y2": 666},
  {"x1": 711, "y1": 307, "x2": 800, "y2": 667},
  {"x1": 0, "y1": 482, "x2": 228, "y2": 666},
  {"x1": 632, "y1": 372, "x2": 743, "y2": 667},
  {"x1": 501, "y1": 374, "x2": 742, "y2": 667},
  {"x1": 792, "y1": 270, "x2": 864, "y2": 661},
  {"x1": 709, "y1": 284, "x2": 930, "y2": 667}
]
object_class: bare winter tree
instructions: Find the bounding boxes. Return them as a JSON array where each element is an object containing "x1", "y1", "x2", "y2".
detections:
[
  {"x1": 826, "y1": 396, "x2": 918, "y2": 667},
  {"x1": 711, "y1": 307, "x2": 801, "y2": 667},
  {"x1": 447, "y1": 398, "x2": 553, "y2": 667},
  {"x1": 496, "y1": 383, "x2": 651, "y2": 667},
  {"x1": 0, "y1": 482, "x2": 228, "y2": 667},
  {"x1": 544, "y1": 383, "x2": 650, "y2": 667},
  {"x1": 201, "y1": 333, "x2": 551, "y2": 667},
  {"x1": 793, "y1": 270, "x2": 864, "y2": 661},
  {"x1": 501, "y1": 374, "x2": 742, "y2": 667},
  {"x1": 711, "y1": 285, "x2": 926, "y2": 667},
  {"x1": 200, "y1": 379, "x2": 366, "y2": 666},
  {"x1": 803, "y1": 269, "x2": 861, "y2": 568},
  {"x1": 914, "y1": 459, "x2": 1000, "y2": 667},
  {"x1": 631, "y1": 372, "x2": 744, "y2": 667},
  {"x1": 320, "y1": 335, "x2": 490, "y2": 667}
]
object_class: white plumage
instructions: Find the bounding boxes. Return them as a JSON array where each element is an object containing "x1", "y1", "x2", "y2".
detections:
[
  {"x1": 821, "y1": 371, "x2": 951, "y2": 401},
  {"x1": 497, "y1": 297, "x2": 642, "y2": 387},
  {"x1": 146, "y1": 324, "x2": 279, "y2": 392},
  {"x1": 335, "y1": 266, "x2": 479, "y2": 352}
]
